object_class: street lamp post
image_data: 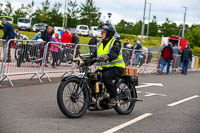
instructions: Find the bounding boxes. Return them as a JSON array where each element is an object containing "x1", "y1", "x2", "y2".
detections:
[
  {"x1": 63, "y1": 0, "x2": 69, "y2": 28},
  {"x1": 146, "y1": 2, "x2": 151, "y2": 37},
  {"x1": 182, "y1": 6, "x2": 187, "y2": 38},
  {"x1": 107, "y1": 12, "x2": 112, "y2": 24},
  {"x1": 141, "y1": 0, "x2": 147, "y2": 43}
]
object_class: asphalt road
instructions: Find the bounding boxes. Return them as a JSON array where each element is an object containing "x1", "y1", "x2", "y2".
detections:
[{"x1": 0, "y1": 72, "x2": 200, "y2": 133}]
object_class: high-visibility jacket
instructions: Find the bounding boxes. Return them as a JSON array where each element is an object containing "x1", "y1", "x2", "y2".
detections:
[{"x1": 97, "y1": 37, "x2": 125, "y2": 70}]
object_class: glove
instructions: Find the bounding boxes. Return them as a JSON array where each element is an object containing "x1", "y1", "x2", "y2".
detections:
[{"x1": 97, "y1": 55, "x2": 109, "y2": 62}]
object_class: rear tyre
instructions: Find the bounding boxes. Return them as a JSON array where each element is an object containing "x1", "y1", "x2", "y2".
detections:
[
  {"x1": 57, "y1": 77, "x2": 89, "y2": 118},
  {"x1": 114, "y1": 79, "x2": 136, "y2": 115}
]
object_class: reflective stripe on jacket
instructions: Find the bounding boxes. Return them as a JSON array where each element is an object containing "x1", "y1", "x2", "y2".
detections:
[{"x1": 97, "y1": 37, "x2": 125, "y2": 70}]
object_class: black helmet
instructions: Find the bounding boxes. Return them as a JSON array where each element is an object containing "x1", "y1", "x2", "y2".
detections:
[{"x1": 98, "y1": 23, "x2": 115, "y2": 38}]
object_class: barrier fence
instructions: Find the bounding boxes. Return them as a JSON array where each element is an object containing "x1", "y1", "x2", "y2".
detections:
[{"x1": 0, "y1": 39, "x2": 199, "y2": 86}]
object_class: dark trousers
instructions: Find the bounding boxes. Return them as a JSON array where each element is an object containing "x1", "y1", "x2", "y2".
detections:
[
  {"x1": 101, "y1": 67, "x2": 124, "y2": 98},
  {"x1": 51, "y1": 51, "x2": 58, "y2": 66},
  {"x1": 182, "y1": 57, "x2": 189, "y2": 74}
]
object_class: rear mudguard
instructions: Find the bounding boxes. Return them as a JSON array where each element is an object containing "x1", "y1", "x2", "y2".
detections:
[{"x1": 115, "y1": 77, "x2": 138, "y2": 98}]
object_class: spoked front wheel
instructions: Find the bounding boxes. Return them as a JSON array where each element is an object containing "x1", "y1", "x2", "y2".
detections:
[
  {"x1": 114, "y1": 79, "x2": 137, "y2": 115},
  {"x1": 57, "y1": 77, "x2": 89, "y2": 118}
]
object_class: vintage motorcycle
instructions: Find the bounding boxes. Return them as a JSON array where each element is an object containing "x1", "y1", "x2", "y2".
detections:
[{"x1": 57, "y1": 57, "x2": 140, "y2": 118}]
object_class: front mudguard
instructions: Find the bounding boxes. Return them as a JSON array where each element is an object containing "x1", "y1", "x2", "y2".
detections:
[
  {"x1": 61, "y1": 75, "x2": 92, "y2": 102},
  {"x1": 61, "y1": 75, "x2": 80, "y2": 81}
]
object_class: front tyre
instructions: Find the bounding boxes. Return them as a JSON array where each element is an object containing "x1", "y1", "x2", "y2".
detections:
[
  {"x1": 114, "y1": 79, "x2": 137, "y2": 115},
  {"x1": 57, "y1": 77, "x2": 89, "y2": 118}
]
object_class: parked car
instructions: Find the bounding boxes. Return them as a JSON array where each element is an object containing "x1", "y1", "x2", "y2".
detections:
[
  {"x1": 89, "y1": 26, "x2": 101, "y2": 37},
  {"x1": 0, "y1": 16, "x2": 13, "y2": 28},
  {"x1": 76, "y1": 25, "x2": 89, "y2": 36},
  {"x1": 17, "y1": 18, "x2": 31, "y2": 31},
  {"x1": 32, "y1": 23, "x2": 48, "y2": 32},
  {"x1": 54, "y1": 26, "x2": 63, "y2": 32}
]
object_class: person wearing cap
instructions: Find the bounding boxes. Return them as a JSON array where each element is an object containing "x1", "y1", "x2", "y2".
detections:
[
  {"x1": 1, "y1": 18, "x2": 15, "y2": 62},
  {"x1": 89, "y1": 23, "x2": 125, "y2": 106}
]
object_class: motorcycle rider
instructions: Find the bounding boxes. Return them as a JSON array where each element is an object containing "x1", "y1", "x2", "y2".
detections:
[{"x1": 89, "y1": 23, "x2": 125, "y2": 106}]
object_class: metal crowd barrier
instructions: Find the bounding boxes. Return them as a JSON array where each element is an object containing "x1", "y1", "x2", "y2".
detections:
[
  {"x1": 1, "y1": 39, "x2": 200, "y2": 87},
  {"x1": 72, "y1": 44, "x2": 97, "y2": 73},
  {"x1": 0, "y1": 39, "x2": 45, "y2": 86},
  {"x1": 121, "y1": 48, "x2": 157, "y2": 74},
  {"x1": 0, "y1": 39, "x2": 7, "y2": 77},
  {"x1": 40, "y1": 42, "x2": 77, "y2": 81}
]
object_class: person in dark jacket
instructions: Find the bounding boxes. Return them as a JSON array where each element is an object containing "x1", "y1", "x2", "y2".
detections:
[
  {"x1": 88, "y1": 34, "x2": 98, "y2": 54},
  {"x1": 160, "y1": 42, "x2": 173, "y2": 75},
  {"x1": 1, "y1": 18, "x2": 15, "y2": 62},
  {"x1": 133, "y1": 40, "x2": 142, "y2": 67},
  {"x1": 41, "y1": 26, "x2": 54, "y2": 66},
  {"x1": 71, "y1": 32, "x2": 79, "y2": 57},
  {"x1": 181, "y1": 44, "x2": 192, "y2": 75}
]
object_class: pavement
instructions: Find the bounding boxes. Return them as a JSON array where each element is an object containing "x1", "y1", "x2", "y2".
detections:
[{"x1": 0, "y1": 72, "x2": 200, "y2": 133}]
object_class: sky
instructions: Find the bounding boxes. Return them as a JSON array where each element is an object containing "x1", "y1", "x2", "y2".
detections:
[{"x1": 1, "y1": 0, "x2": 200, "y2": 26}]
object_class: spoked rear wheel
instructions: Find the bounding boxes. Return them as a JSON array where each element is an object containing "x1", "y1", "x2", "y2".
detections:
[
  {"x1": 114, "y1": 79, "x2": 136, "y2": 115},
  {"x1": 57, "y1": 77, "x2": 89, "y2": 118}
]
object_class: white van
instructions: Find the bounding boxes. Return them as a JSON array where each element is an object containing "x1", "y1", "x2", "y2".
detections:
[
  {"x1": 17, "y1": 18, "x2": 31, "y2": 31},
  {"x1": 89, "y1": 26, "x2": 101, "y2": 37},
  {"x1": 76, "y1": 25, "x2": 89, "y2": 36}
]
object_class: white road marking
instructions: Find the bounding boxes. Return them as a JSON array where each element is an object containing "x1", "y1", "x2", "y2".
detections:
[
  {"x1": 144, "y1": 92, "x2": 167, "y2": 97},
  {"x1": 137, "y1": 91, "x2": 142, "y2": 94},
  {"x1": 136, "y1": 83, "x2": 164, "y2": 89},
  {"x1": 167, "y1": 95, "x2": 200, "y2": 107},
  {"x1": 102, "y1": 113, "x2": 152, "y2": 133}
]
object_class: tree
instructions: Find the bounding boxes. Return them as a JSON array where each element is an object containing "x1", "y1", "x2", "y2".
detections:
[
  {"x1": 12, "y1": 4, "x2": 27, "y2": 23},
  {"x1": 160, "y1": 18, "x2": 179, "y2": 37},
  {"x1": 185, "y1": 25, "x2": 200, "y2": 48},
  {"x1": 67, "y1": 0, "x2": 80, "y2": 27},
  {"x1": 48, "y1": 2, "x2": 63, "y2": 26},
  {"x1": 132, "y1": 21, "x2": 143, "y2": 35},
  {"x1": 26, "y1": 0, "x2": 35, "y2": 19},
  {"x1": 148, "y1": 16, "x2": 159, "y2": 36},
  {"x1": 0, "y1": 2, "x2": 3, "y2": 16},
  {"x1": 4, "y1": 1, "x2": 14, "y2": 16},
  {"x1": 32, "y1": 0, "x2": 50, "y2": 24},
  {"x1": 116, "y1": 19, "x2": 134, "y2": 34},
  {"x1": 79, "y1": 0, "x2": 100, "y2": 27}
]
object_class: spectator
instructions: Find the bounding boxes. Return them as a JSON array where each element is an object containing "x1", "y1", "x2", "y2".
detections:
[
  {"x1": 61, "y1": 30, "x2": 72, "y2": 62},
  {"x1": 181, "y1": 43, "x2": 192, "y2": 75},
  {"x1": 51, "y1": 31, "x2": 62, "y2": 69},
  {"x1": 123, "y1": 39, "x2": 131, "y2": 66},
  {"x1": 59, "y1": 28, "x2": 65, "y2": 37},
  {"x1": 14, "y1": 29, "x2": 20, "y2": 39},
  {"x1": 160, "y1": 42, "x2": 173, "y2": 75},
  {"x1": 41, "y1": 26, "x2": 53, "y2": 42},
  {"x1": 133, "y1": 40, "x2": 142, "y2": 67},
  {"x1": 72, "y1": 32, "x2": 79, "y2": 44},
  {"x1": 41, "y1": 26, "x2": 54, "y2": 66},
  {"x1": 172, "y1": 45, "x2": 181, "y2": 55},
  {"x1": 61, "y1": 30, "x2": 72, "y2": 43},
  {"x1": 32, "y1": 31, "x2": 41, "y2": 40},
  {"x1": 1, "y1": 18, "x2": 15, "y2": 62},
  {"x1": 172, "y1": 45, "x2": 181, "y2": 71},
  {"x1": 157, "y1": 43, "x2": 166, "y2": 72},
  {"x1": 71, "y1": 32, "x2": 79, "y2": 57},
  {"x1": 88, "y1": 34, "x2": 98, "y2": 54}
]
